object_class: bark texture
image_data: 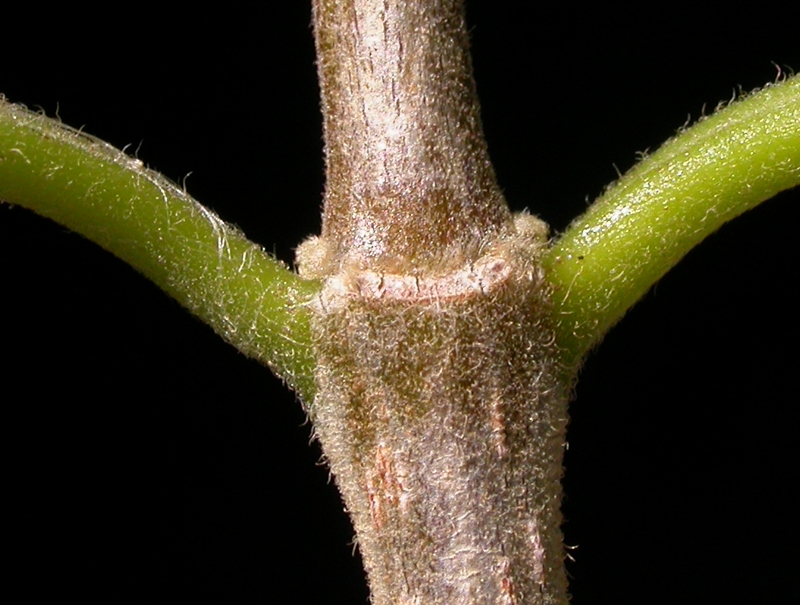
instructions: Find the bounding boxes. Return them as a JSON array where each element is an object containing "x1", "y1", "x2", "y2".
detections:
[
  {"x1": 300, "y1": 1, "x2": 571, "y2": 603},
  {"x1": 311, "y1": 0, "x2": 511, "y2": 275},
  {"x1": 302, "y1": 217, "x2": 570, "y2": 604}
]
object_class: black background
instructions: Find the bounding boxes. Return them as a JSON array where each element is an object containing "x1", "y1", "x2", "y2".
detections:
[{"x1": 2, "y1": 2, "x2": 798, "y2": 603}]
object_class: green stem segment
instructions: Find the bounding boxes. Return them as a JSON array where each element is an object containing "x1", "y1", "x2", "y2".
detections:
[
  {"x1": 545, "y1": 75, "x2": 800, "y2": 367},
  {"x1": 0, "y1": 99, "x2": 318, "y2": 400}
]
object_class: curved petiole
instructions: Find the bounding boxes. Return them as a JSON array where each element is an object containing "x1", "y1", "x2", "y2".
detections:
[
  {"x1": 545, "y1": 74, "x2": 800, "y2": 367},
  {"x1": 0, "y1": 99, "x2": 319, "y2": 400}
]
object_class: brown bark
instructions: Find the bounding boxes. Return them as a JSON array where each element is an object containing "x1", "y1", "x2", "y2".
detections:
[
  {"x1": 299, "y1": 1, "x2": 572, "y2": 603},
  {"x1": 311, "y1": 0, "x2": 511, "y2": 275}
]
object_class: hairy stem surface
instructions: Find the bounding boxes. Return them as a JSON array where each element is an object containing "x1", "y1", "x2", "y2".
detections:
[
  {"x1": 305, "y1": 1, "x2": 570, "y2": 602},
  {"x1": 311, "y1": 0, "x2": 511, "y2": 275}
]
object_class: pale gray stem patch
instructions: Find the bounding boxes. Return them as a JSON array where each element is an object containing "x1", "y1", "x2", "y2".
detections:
[{"x1": 300, "y1": 218, "x2": 571, "y2": 604}]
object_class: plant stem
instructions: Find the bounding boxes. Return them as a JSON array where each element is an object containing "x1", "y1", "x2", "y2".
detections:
[
  {"x1": 1, "y1": 6, "x2": 798, "y2": 601},
  {"x1": 311, "y1": 0, "x2": 511, "y2": 275},
  {"x1": 545, "y1": 75, "x2": 800, "y2": 366},
  {"x1": 0, "y1": 100, "x2": 318, "y2": 398},
  {"x1": 307, "y1": 1, "x2": 569, "y2": 603}
]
